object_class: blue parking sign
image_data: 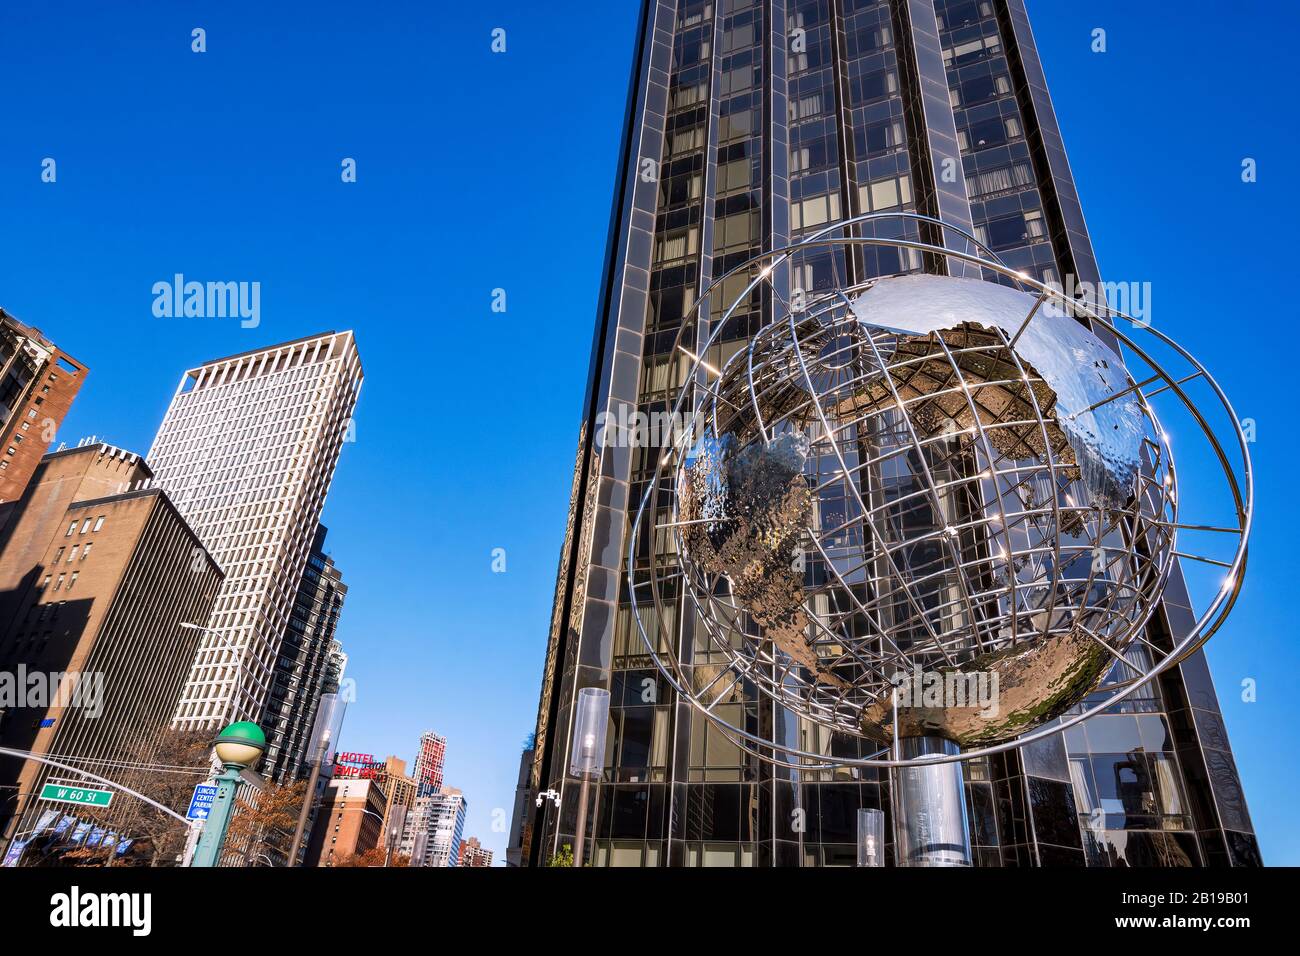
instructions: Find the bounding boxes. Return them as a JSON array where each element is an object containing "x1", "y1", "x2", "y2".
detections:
[{"x1": 186, "y1": 783, "x2": 219, "y2": 821}]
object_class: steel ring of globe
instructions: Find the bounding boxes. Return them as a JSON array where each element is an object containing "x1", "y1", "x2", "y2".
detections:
[{"x1": 625, "y1": 212, "x2": 1251, "y2": 769}]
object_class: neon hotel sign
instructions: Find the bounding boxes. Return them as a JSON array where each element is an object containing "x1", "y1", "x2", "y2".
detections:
[{"x1": 333, "y1": 752, "x2": 386, "y2": 779}]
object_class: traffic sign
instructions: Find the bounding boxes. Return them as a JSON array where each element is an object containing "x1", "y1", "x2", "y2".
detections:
[
  {"x1": 186, "y1": 783, "x2": 219, "y2": 821},
  {"x1": 39, "y1": 783, "x2": 113, "y2": 808}
]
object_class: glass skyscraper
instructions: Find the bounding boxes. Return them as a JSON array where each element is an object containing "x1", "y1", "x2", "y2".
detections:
[
  {"x1": 260, "y1": 523, "x2": 348, "y2": 784},
  {"x1": 528, "y1": 0, "x2": 1259, "y2": 867}
]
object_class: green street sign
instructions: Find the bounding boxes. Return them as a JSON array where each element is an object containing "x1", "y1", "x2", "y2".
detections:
[{"x1": 39, "y1": 783, "x2": 113, "y2": 808}]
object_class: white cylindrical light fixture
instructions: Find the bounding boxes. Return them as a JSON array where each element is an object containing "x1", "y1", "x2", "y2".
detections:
[
  {"x1": 856, "y1": 808, "x2": 886, "y2": 867},
  {"x1": 569, "y1": 687, "x2": 610, "y2": 777}
]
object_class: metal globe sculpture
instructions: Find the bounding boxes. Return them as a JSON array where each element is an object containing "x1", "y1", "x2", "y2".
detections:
[{"x1": 629, "y1": 213, "x2": 1251, "y2": 770}]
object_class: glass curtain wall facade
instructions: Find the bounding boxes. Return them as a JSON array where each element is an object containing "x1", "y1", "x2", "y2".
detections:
[
  {"x1": 260, "y1": 523, "x2": 348, "y2": 784},
  {"x1": 528, "y1": 0, "x2": 1259, "y2": 867}
]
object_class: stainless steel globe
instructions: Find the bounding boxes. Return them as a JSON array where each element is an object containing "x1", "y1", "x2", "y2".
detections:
[{"x1": 628, "y1": 213, "x2": 1251, "y2": 769}]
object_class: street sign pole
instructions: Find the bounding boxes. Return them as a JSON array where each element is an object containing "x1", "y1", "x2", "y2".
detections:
[
  {"x1": 180, "y1": 818, "x2": 203, "y2": 867},
  {"x1": 180, "y1": 781, "x2": 219, "y2": 865}
]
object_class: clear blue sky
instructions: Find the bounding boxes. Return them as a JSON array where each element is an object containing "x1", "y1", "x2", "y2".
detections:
[{"x1": 1, "y1": 1, "x2": 1295, "y2": 866}]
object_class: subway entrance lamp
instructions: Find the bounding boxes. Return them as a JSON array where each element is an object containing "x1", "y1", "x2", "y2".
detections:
[{"x1": 189, "y1": 721, "x2": 266, "y2": 867}]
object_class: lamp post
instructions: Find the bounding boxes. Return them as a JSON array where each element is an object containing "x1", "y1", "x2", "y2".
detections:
[
  {"x1": 355, "y1": 807, "x2": 388, "y2": 866},
  {"x1": 288, "y1": 691, "x2": 341, "y2": 867},
  {"x1": 189, "y1": 721, "x2": 266, "y2": 868},
  {"x1": 384, "y1": 804, "x2": 407, "y2": 868},
  {"x1": 568, "y1": 687, "x2": 609, "y2": 868},
  {"x1": 179, "y1": 623, "x2": 249, "y2": 728}
]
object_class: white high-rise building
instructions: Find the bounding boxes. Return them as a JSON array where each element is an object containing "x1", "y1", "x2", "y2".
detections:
[
  {"x1": 147, "y1": 331, "x2": 362, "y2": 728},
  {"x1": 399, "y1": 796, "x2": 431, "y2": 864},
  {"x1": 427, "y1": 788, "x2": 467, "y2": 868},
  {"x1": 402, "y1": 788, "x2": 467, "y2": 867}
]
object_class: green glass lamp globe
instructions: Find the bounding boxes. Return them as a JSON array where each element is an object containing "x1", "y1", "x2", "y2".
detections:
[{"x1": 213, "y1": 721, "x2": 267, "y2": 768}]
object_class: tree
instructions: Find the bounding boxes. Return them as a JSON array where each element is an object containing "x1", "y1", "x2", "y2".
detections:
[
  {"x1": 46, "y1": 728, "x2": 210, "y2": 867},
  {"x1": 546, "y1": 844, "x2": 575, "y2": 867},
  {"x1": 225, "y1": 779, "x2": 305, "y2": 867},
  {"x1": 333, "y1": 847, "x2": 410, "y2": 868}
]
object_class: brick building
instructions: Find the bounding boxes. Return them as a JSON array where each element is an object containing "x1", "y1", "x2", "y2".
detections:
[
  {"x1": 0, "y1": 444, "x2": 222, "y2": 847},
  {"x1": 459, "y1": 836, "x2": 493, "y2": 867},
  {"x1": 304, "y1": 777, "x2": 388, "y2": 866},
  {"x1": 0, "y1": 309, "x2": 87, "y2": 503}
]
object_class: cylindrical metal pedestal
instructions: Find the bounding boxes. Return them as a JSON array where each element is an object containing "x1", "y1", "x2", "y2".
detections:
[{"x1": 892, "y1": 736, "x2": 972, "y2": 867}]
